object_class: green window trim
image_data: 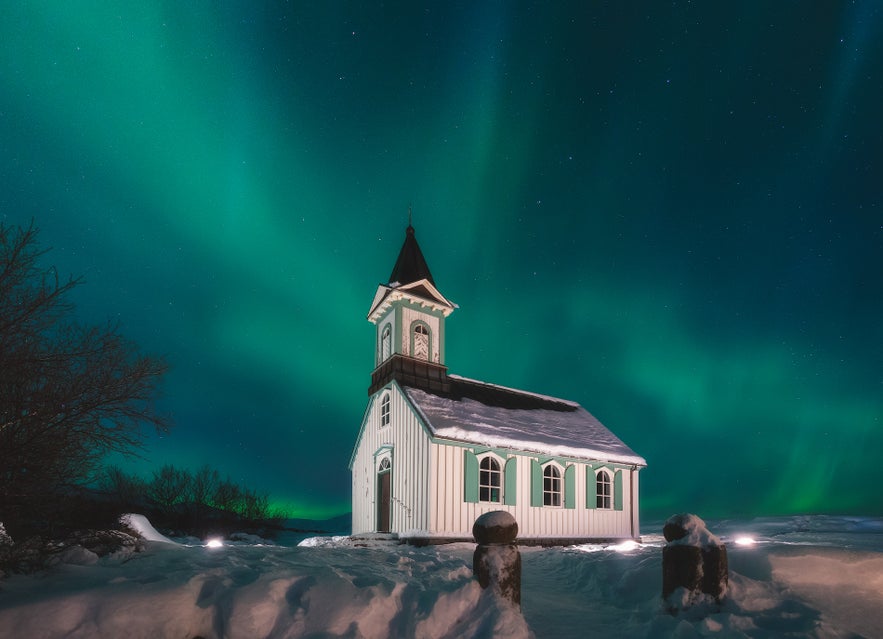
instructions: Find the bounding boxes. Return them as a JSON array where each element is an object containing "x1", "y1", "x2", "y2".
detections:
[
  {"x1": 564, "y1": 464, "x2": 575, "y2": 509},
  {"x1": 530, "y1": 459, "x2": 542, "y2": 507},
  {"x1": 614, "y1": 469, "x2": 624, "y2": 511},
  {"x1": 504, "y1": 457, "x2": 517, "y2": 505},
  {"x1": 464, "y1": 450, "x2": 479, "y2": 503},
  {"x1": 586, "y1": 466, "x2": 596, "y2": 509}
]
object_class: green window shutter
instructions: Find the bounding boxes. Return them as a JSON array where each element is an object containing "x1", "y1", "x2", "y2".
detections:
[
  {"x1": 614, "y1": 469, "x2": 623, "y2": 511},
  {"x1": 504, "y1": 457, "x2": 517, "y2": 505},
  {"x1": 586, "y1": 467, "x2": 596, "y2": 509},
  {"x1": 564, "y1": 464, "x2": 575, "y2": 509},
  {"x1": 464, "y1": 450, "x2": 479, "y2": 503},
  {"x1": 530, "y1": 459, "x2": 542, "y2": 507}
]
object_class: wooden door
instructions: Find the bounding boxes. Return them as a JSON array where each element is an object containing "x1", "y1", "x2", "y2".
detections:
[{"x1": 377, "y1": 469, "x2": 391, "y2": 533}]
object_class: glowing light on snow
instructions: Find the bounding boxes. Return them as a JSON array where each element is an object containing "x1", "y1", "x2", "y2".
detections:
[
  {"x1": 611, "y1": 540, "x2": 640, "y2": 553},
  {"x1": 205, "y1": 538, "x2": 224, "y2": 548},
  {"x1": 734, "y1": 536, "x2": 756, "y2": 546}
]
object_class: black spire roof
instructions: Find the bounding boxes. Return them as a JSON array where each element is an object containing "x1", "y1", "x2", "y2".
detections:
[{"x1": 388, "y1": 225, "x2": 435, "y2": 286}]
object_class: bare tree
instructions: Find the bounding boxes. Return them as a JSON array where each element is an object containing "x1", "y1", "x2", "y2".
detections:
[
  {"x1": 212, "y1": 477, "x2": 243, "y2": 513},
  {"x1": 101, "y1": 466, "x2": 147, "y2": 508},
  {"x1": 147, "y1": 465, "x2": 191, "y2": 508},
  {"x1": 0, "y1": 222, "x2": 169, "y2": 519},
  {"x1": 189, "y1": 465, "x2": 220, "y2": 507},
  {"x1": 239, "y1": 488, "x2": 270, "y2": 521}
]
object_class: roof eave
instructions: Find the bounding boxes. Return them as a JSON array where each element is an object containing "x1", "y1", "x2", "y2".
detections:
[
  {"x1": 367, "y1": 279, "x2": 456, "y2": 323},
  {"x1": 428, "y1": 433, "x2": 646, "y2": 467}
]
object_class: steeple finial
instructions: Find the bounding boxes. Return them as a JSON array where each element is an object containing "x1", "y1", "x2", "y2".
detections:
[{"x1": 408, "y1": 203, "x2": 413, "y2": 228}]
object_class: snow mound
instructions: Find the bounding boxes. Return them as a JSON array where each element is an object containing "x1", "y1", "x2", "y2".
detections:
[
  {"x1": 477, "y1": 511, "x2": 517, "y2": 530},
  {"x1": 0, "y1": 537, "x2": 530, "y2": 638},
  {"x1": 664, "y1": 513, "x2": 722, "y2": 546},
  {"x1": 228, "y1": 532, "x2": 275, "y2": 546},
  {"x1": 57, "y1": 545, "x2": 99, "y2": 566},
  {"x1": 0, "y1": 516, "x2": 881, "y2": 638},
  {"x1": 0, "y1": 523, "x2": 13, "y2": 548},
  {"x1": 297, "y1": 535, "x2": 351, "y2": 548},
  {"x1": 119, "y1": 514, "x2": 178, "y2": 544}
]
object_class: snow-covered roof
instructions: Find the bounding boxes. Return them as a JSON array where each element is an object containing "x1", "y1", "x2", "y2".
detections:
[{"x1": 402, "y1": 375, "x2": 646, "y2": 466}]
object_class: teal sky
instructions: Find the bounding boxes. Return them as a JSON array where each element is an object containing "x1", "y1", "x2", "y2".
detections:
[{"x1": 2, "y1": 3, "x2": 881, "y2": 520}]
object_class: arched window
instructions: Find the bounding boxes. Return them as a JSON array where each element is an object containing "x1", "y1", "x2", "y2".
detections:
[
  {"x1": 380, "y1": 393, "x2": 391, "y2": 427},
  {"x1": 479, "y1": 457, "x2": 502, "y2": 503},
  {"x1": 380, "y1": 324, "x2": 392, "y2": 362},
  {"x1": 596, "y1": 470, "x2": 612, "y2": 509},
  {"x1": 413, "y1": 323, "x2": 429, "y2": 360},
  {"x1": 543, "y1": 465, "x2": 562, "y2": 507},
  {"x1": 378, "y1": 457, "x2": 391, "y2": 472}
]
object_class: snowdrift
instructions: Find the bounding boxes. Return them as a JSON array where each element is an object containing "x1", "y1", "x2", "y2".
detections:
[{"x1": 0, "y1": 515, "x2": 881, "y2": 638}]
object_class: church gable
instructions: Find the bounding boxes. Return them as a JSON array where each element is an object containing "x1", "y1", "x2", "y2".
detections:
[
  {"x1": 367, "y1": 279, "x2": 455, "y2": 323},
  {"x1": 349, "y1": 378, "x2": 436, "y2": 535},
  {"x1": 348, "y1": 380, "x2": 435, "y2": 471}
]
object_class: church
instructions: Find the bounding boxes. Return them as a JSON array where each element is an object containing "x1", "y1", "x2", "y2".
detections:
[{"x1": 349, "y1": 224, "x2": 646, "y2": 543}]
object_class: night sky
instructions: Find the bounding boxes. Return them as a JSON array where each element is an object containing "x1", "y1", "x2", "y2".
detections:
[{"x1": 2, "y1": 3, "x2": 881, "y2": 521}]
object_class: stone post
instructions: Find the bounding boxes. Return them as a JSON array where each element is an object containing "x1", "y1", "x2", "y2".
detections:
[
  {"x1": 662, "y1": 513, "x2": 728, "y2": 613},
  {"x1": 472, "y1": 511, "x2": 521, "y2": 607}
]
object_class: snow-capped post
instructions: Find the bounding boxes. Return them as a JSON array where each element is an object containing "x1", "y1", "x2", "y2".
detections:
[
  {"x1": 472, "y1": 511, "x2": 521, "y2": 607},
  {"x1": 662, "y1": 513, "x2": 728, "y2": 613}
]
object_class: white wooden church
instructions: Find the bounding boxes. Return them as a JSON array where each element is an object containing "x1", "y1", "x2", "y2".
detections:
[{"x1": 349, "y1": 224, "x2": 646, "y2": 543}]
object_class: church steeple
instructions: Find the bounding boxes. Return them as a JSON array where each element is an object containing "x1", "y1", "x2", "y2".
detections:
[
  {"x1": 367, "y1": 222, "x2": 456, "y2": 395},
  {"x1": 388, "y1": 225, "x2": 435, "y2": 287}
]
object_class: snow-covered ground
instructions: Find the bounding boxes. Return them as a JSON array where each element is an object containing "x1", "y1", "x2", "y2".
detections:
[{"x1": 1, "y1": 515, "x2": 881, "y2": 638}]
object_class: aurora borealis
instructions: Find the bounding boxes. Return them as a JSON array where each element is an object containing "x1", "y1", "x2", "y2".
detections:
[{"x1": 1, "y1": 3, "x2": 880, "y2": 521}]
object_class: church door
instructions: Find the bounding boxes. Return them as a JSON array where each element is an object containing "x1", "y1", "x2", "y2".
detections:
[{"x1": 377, "y1": 458, "x2": 391, "y2": 533}]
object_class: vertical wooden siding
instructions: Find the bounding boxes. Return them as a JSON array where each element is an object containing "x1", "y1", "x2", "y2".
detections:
[
  {"x1": 428, "y1": 442, "x2": 640, "y2": 539},
  {"x1": 353, "y1": 389, "x2": 642, "y2": 539},
  {"x1": 351, "y1": 384, "x2": 432, "y2": 534}
]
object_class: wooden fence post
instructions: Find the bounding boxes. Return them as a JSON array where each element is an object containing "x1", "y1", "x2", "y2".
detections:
[
  {"x1": 662, "y1": 513, "x2": 728, "y2": 613},
  {"x1": 472, "y1": 511, "x2": 521, "y2": 607}
]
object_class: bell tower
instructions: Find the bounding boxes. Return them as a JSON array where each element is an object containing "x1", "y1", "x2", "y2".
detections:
[{"x1": 367, "y1": 224, "x2": 456, "y2": 394}]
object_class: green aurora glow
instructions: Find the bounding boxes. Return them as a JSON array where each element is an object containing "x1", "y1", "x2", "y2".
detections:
[{"x1": 2, "y1": 3, "x2": 881, "y2": 520}]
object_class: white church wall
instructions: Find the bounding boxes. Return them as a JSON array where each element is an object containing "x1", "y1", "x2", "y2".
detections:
[
  {"x1": 353, "y1": 394, "x2": 642, "y2": 539},
  {"x1": 428, "y1": 441, "x2": 639, "y2": 539},
  {"x1": 351, "y1": 383, "x2": 433, "y2": 535}
]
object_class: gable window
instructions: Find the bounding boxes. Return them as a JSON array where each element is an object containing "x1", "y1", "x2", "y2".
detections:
[
  {"x1": 479, "y1": 457, "x2": 502, "y2": 503},
  {"x1": 380, "y1": 393, "x2": 391, "y2": 427},
  {"x1": 413, "y1": 323, "x2": 429, "y2": 360},
  {"x1": 543, "y1": 465, "x2": 562, "y2": 507},
  {"x1": 596, "y1": 470, "x2": 612, "y2": 509},
  {"x1": 380, "y1": 324, "x2": 392, "y2": 362}
]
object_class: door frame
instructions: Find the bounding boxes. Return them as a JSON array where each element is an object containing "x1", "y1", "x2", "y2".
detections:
[{"x1": 376, "y1": 456, "x2": 392, "y2": 533}]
